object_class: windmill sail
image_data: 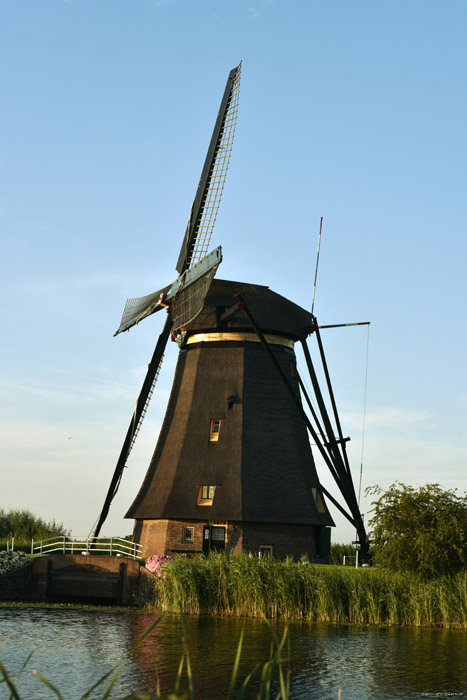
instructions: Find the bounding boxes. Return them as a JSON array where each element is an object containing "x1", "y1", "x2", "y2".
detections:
[
  {"x1": 114, "y1": 62, "x2": 241, "y2": 337},
  {"x1": 176, "y1": 63, "x2": 241, "y2": 274},
  {"x1": 115, "y1": 283, "x2": 171, "y2": 335},
  {"x1": 115, "y1": 246, "x2": 223, "y2": 335},
  {"x1": 92, "y1": 65, "x2": 241, "y2": 539}
]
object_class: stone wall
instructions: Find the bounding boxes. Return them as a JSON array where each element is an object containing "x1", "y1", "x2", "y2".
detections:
[
  {"x1": 27, "y1": 555, "x2": 141, "y2": 605},
  {"x1": 0, "y1": 561, "x2": 33, "y2": 601}
]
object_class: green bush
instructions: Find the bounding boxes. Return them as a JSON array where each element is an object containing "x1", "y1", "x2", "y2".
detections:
[
  {"x1": 366, "y1": 482, "x2": 467, "y2": 578},
  {"x1": 0, "y1": 508, "x2": 68, "y2": 541}
]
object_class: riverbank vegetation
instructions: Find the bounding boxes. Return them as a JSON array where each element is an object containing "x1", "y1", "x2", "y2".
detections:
[
  {"x1": 0, "y1": 508, "x2": 68, "y2": 552},
  {"x1": 329, "y1": 542, "x2": 356, "y2": 565},
  {"x1": 140, "y1": 552, "x2": 467, "y2": 628}
]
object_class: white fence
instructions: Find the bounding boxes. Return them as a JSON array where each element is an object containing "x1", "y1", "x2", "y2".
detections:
[{"x1": 31, "y1": 536, "x2": 143, "y2": 560}]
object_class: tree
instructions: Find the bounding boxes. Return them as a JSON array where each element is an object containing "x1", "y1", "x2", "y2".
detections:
[
  {"x1": 0, "y1": 508, "x2": 68, "y2": 541},
  {"x1": 366, "y1": 482, "x2": 467, "y2": 577}
]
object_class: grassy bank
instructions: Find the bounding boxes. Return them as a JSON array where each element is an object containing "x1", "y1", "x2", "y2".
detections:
[{"x1": 141, "y1": 553, "x2": 467, "y2": 628}]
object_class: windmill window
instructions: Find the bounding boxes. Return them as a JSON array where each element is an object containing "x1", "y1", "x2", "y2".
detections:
[
  {"x1": 259, "y1": 546, "x2": 273, "y2": 558},
  {"x1": 182, "y1": 527, "x2": 194, "y2": 543},
  {"x1": 312, "y1": 488, "x2": 326, "y2": 514},
  {"x1": 209, "y1": 419, "x2": 221, "y2": 442},
  {"x1": 197, "y1": 485, "x2": 216, "y2": 505},
  {"x1": 211, "y1": 526, "x2": 225, "y2": 542}
]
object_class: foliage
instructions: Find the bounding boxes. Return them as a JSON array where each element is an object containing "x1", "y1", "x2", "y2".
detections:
[
  {"x1": 0, "y1": 613, "x2": 291, "y2": 699},
  {"x1": 145, "y1": 554, "x2": 174, "y2": 577},
  {"x1": 0, "y1": 551, "x2": 30, "y2": 576},
  {"x1": 142, "y1": 551, "x2": 467, "y2": 627},
  {"x1": 366, "y1": 482, "x2": 467, "y2": 578},
  {"x1": 0, "y1": 508, "x2": 68, "y2": 541},
  {"x1": 330, "y1": 542, "x2": 356, "y2": 565}
]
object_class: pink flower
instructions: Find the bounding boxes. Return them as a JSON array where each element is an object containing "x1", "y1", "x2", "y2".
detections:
[{"x1": 145, "y1": 554, "x2": 174, "y2": 577}]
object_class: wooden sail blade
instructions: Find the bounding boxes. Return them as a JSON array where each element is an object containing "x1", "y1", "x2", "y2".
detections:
[{"x1": 176, "y1": 63, "x2": 241, "y2": 275}]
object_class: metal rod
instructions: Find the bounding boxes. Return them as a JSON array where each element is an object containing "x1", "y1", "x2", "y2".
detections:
[
  {"x1": 319, "y1": 321, "x2": 370, "y2": 329},
  {"x1": 311, "y1": 216, "x2": 323, "y2": 315}
]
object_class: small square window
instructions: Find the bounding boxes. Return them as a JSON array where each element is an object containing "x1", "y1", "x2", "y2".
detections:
[
  {"x1": 209, "y1": 419, "x2": 221, "y2": 442},
  {"x1": 259, "y1": 546, "x2": 273, "y2": 558},
  {"x1": 202, "y1": 485, "x2": 215, "y2": 500},
  {"x1": 183, "y1": 527, "x2": 194, "y2": 543},
  {"x1": 198, "y1": 485, "x2": 216, "y2": 505}
]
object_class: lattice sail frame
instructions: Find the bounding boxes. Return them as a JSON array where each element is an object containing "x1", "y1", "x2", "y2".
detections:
[
  {"x1": 171, "y1": 264, "x2": 220, "y2": 332},
  {"x1": 116, "y1": 285, "x2": 169, "y2": 335},
  {"x1": 180, "y1": 63, "x2": 241, "y2": 271}
]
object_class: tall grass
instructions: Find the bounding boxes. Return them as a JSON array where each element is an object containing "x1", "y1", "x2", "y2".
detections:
[{"x1": 146, "y1": 552, "x2": 467, "y2": 628}]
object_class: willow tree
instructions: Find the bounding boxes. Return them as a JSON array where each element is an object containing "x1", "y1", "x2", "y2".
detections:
[{"x1": 366, "y1": 482, "x2": 467, "y2": 578}]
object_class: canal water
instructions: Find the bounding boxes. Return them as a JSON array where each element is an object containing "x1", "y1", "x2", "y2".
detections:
[{"x1": 0, "y1": 607, "x2": 466, "y2": 699}]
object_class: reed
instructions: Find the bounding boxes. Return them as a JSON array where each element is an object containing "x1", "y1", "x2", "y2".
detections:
[{"x1": 147, "y1": 553, "x2": 467, "y2": 628}]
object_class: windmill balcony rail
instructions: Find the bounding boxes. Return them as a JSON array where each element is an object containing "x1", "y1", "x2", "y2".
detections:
[{"x1": 31, "y1": 536, "x2": 143, "y2": 560}]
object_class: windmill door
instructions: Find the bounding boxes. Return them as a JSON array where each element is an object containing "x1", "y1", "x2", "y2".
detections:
[
  {"x1": 202, "y1": 526, "x2": 210, "y2": 555},
  {"x1": 202, "y1": 525, "x2": 226, "y2": 553}
]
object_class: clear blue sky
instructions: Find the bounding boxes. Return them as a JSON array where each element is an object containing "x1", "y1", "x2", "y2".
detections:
[{"x1": 1, "y1": 0, "x2": 466, "y2": 543}]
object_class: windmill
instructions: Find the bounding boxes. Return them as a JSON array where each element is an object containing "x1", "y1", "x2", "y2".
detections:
[{"x1": 92, "y1": 64, "x2": 368, "y2": 560}]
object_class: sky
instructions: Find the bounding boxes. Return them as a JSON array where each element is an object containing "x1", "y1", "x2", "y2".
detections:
[{"x1": 1, "y1": 0, "x2": 466, "y2": 545}]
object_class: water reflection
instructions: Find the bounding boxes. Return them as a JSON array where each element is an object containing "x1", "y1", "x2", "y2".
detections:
[{"x1": 0, "y1": 608, "x2": 465, "y2": 699}]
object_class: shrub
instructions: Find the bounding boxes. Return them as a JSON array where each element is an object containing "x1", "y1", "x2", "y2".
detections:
[
  {"x1": 366, "y1": 482, "x2": 467, "y2": 577},
  {"x1": 0, "y1": 508, "x2": 68, "y2": 541},
  {"x1": 0, "y1": 551, "x2": 30, "y2": 576}
]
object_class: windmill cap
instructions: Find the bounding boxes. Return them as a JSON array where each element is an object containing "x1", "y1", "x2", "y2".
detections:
[{"x1": 183, "y1": 278, "x2": 313, "y2": 341}]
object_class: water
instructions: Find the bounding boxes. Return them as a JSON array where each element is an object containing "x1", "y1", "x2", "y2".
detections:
[{"x1": 0, "y1": 607, "x2": 466, "y2": 699}]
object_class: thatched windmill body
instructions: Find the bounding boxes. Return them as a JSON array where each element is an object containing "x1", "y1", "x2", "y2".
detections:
[{"x1": 93, "y1": 65, "x2": 367, "y2": 560}]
